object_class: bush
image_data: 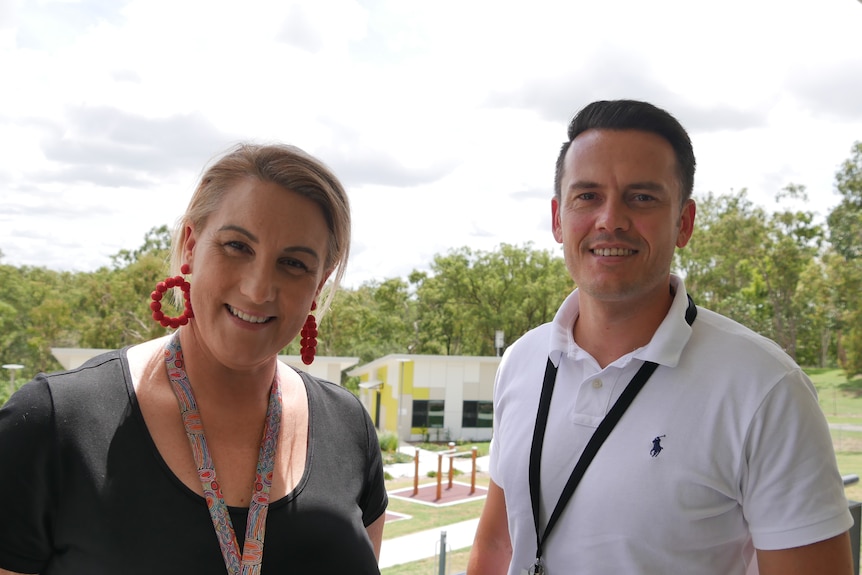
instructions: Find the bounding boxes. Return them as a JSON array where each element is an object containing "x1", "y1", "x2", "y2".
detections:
[{"x1": 378, "y1": 430, "x2": 399, "y2": 453}]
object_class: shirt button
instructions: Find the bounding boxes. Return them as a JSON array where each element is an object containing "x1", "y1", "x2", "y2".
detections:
[{"x1": 592, "y1": 379, "x2": 603, "y2": 389}]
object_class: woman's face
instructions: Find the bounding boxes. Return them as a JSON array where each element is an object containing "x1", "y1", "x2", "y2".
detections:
[{"x1": 183, "y1": 177, "x2": 331, "y2": 370}]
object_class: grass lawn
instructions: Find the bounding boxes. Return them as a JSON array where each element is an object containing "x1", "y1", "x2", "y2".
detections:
[
  {"x1": 381, "y1": 367, "x2": 862, "y2": 574},
  {"x1": 383, "y1": 483, "x2": 488, "y2": 539},
  {"x1": 380, "y1": 548, "x2": 470, "y2": 575}
]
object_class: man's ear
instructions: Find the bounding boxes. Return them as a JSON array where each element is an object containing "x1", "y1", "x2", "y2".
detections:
[
  {"x1": 676, "y1": 199, "x2": 696, "y2": 248},
  {"x1": 551, "y1": 197, "x2": 563, "y2": 244}
]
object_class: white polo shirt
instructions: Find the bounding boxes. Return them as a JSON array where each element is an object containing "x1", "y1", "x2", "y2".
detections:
[{"x1": 490, "y1": 275, "x2": 852, "y2": 575}]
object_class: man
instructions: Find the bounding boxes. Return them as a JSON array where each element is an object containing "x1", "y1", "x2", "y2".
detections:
[{"x1": 467, "y1": 100, "x2": 854, "y2": 574}]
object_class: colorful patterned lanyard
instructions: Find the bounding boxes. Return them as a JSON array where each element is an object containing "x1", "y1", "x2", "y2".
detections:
[{"x1": 165, "y1": 332, "x2": 282, "y2": 575}]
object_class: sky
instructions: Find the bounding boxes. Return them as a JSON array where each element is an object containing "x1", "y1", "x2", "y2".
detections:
[{"x1": 1, "y1": 0, "x2": 861, "y2": 289}]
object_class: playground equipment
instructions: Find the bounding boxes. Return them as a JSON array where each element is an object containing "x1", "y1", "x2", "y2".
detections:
[{"x1": 411, "y1": 443, "x2": 479, "y2": 501}]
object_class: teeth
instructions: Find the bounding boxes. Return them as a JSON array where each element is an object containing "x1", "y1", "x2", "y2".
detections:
[
  {"x1": 593, "y1": 248, "x2": 634, "y2": 256},
  {"x1": 228, "y1": 305, "x2": 269, "y2": 324}
]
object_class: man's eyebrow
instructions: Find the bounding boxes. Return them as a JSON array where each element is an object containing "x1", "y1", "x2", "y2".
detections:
[
  {"x1": 624, "y1": 181, "x2": 666, "y2": 192},
  {"x1": 568, "y1": 180, "x2": 601, "y2": 191}
]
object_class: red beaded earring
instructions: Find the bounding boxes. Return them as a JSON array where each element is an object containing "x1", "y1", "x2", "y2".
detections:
[
  {"x1": 300, "y1": 301, "x2": 318, "y2": 365},
  {"x1": 150, "y1": 263, "x2": 194, "y2": 329}
]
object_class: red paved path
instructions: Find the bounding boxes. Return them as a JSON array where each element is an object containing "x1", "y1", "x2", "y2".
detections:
[{"x1": 389, "y1": 481, "x2": 489, "y2": 507}]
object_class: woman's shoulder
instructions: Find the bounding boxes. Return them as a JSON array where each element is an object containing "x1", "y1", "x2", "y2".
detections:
[
  {"x1": 293, "y1": 369, "x2": 371, "y2": 424},
  {"x1": 298, "y1": 369, "x2": 360, "y2": 402}
]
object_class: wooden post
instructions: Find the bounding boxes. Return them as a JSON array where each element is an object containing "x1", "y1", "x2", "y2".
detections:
[
  {"x1": 447, "y1": 442, "x2": 456, "y2": 489},
  {"x1": 413, "y1": 447, "x2": 420, "y2": 496},
  {"x1": 470, "y1": 446, "x2": 477, "y2": 495},
  {"x1": 436, "y1": 452, "x2": 443, "y2": 501}
]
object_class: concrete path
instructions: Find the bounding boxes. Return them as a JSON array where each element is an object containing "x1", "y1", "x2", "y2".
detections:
[
  {"x1": 379, "y1": 517, "x2": 480, "y2": 569},
  {"x1": 379, "y1": 445, "x2": 488, "y2": 569}
]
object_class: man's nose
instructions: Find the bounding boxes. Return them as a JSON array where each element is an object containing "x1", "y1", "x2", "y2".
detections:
[{"x1": 595, "y1": 196, "x2": 630, "y2": 232}]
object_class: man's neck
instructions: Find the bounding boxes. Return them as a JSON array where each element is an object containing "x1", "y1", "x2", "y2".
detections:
[{"x1": 573, "y1": 286, "x2": 675, "y2": 369}]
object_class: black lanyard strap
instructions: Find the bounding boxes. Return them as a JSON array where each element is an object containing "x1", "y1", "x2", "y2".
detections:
[{"x1": 528, "y1": 295, "x2": 696, "y2": 566}]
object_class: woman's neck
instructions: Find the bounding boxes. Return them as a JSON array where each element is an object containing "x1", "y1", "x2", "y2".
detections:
[{"x1": 176, "y1": 328, "x2": 277, "y2": 411}]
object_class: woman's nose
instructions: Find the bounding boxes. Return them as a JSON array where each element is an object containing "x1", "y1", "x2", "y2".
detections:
[{"x1": 240, "y1": 265, "x2": 276, "y2": 304}]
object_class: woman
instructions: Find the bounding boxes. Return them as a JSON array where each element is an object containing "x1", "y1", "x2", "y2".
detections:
[{"x1": 0, "y1": 144, "x2": 387, "y2": 574}]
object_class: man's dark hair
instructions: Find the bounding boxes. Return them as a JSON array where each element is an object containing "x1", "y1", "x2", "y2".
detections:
[{"x1": 553, "y1": 100, "x2": 696, "y2": 203}]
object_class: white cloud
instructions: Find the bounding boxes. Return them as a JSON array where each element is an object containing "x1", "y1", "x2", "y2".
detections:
[{"x1": 1, "y1": 0, "x2": 861, "y2": 288}]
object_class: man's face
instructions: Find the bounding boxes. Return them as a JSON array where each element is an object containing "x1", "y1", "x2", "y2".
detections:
[{"x1": 551, "y1": 128, "x2": 695, "y2": 306}]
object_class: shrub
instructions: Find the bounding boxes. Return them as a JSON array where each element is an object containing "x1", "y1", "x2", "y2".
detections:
[{"x1": 378, "y1": 430, "x2": 399, "y2": 453}]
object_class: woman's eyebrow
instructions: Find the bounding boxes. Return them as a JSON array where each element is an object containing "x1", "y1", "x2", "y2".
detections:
[
  {"x1": 218, "y1": 224, "x2": 258, "y2": 242},
  {"x1": 218, "y1": 224, "x2": 321, "y2": 261}
]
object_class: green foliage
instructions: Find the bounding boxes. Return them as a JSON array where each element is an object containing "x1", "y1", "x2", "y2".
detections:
[
  {"x1": 677, "y1": 185, "x2": 823, "y2": 362},
  {"x1": 827, "y1": 142, "x2": 862, "y2": 260},
  {"x1": 110, "y1": 225, "x2": 172, "y2": 269},
  {"x1": 409, "y1": 243, "x2": 572, "y2": 356},
  {"x1": 283, "y1": 277, "x2": 418, "y2": 364},
  {"x1": 6, "y1": 140, "x2": 862, "y2": 403},
  {"x1": 378, "y1": 430, "x2": 400, "y2": 453},
  {"x1": 0, "y1": 226, "x2": 173, "y2": 400},
  {"x1": 0, "y1": 384, "x2": 13, "y2": 407},
  {"x1": 825, "y1": 142, "x2": 862, "y2": 378}
]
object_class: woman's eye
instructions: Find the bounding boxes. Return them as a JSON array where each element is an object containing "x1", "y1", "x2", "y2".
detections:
[
  {"x1": 281, "y1": 258, "x2": 308, "y2": 271},
  {"x1": 226, "y1": 241, "x2": 249, "y2": 252}
]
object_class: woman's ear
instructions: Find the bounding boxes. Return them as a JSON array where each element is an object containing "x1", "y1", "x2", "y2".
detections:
[
  {"x1": 316, "y1": 268, "x2": 334, "y2": 295},
  {"x1": 183, "y1": 225, "x2": 197, "y2": 267}
]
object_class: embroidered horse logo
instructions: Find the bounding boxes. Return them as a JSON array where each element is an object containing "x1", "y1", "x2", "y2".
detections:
[{"x1": 650, "y1": 435, "x2": 666, "y2": 457}]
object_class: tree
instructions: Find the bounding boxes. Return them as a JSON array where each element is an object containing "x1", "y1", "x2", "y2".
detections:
[
  {"x1": 295, "y1": 278, "x2": 418, "y2": 364},
  {"x1": 0, "y1": 264, "x2": 32, "y2": 382},
  {"x1": 827, "y1": 142, "x2": 862, "y2": 260},
  {"x1": 796, "y1": 253, "x2": 845, "y2": 368},
  {"x1": 410, "y1": 243, "x2": 572, "y2": 356},
  {"x1": 751, "y1": 185, "x2": 823, "y2": 359},
  {"x1": 677, "y1": 187, "x2": 824, "y2": 360},
  {"x1": 676, "y1": 190, "x2": 771, "y2": 334},
  {"x1": 110, "y1": 225, "x2": 173, "y2": 269},
  {"x1": 827, "y1": 142, "x2": 862, "y2": 376}
]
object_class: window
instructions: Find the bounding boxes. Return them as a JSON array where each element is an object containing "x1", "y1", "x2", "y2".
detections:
[
  {"x1": 462, "y1": 400, "x2": 493, "y2": 428},
  {"x1": 412, "y1": 399, "x2": 445, "y2": 428}
]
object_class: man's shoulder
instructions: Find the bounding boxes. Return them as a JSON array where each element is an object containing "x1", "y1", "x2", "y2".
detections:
[
  {"x1": 506, "y1": 321, "x2": 555, "y2": 356},
  {"x1": 497, "y1": 322, "x2": 556, "y2": 379},
  {"x1": 692, "y1": 306, "x2": 800, "y2": 369}
]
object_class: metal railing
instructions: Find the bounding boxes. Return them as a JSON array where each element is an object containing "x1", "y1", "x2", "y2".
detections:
[{"x1": 846, "y1": 474, "x2": 861, "y2": 575}]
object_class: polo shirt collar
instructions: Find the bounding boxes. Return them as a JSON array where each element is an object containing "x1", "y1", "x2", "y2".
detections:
[{"x1": 547, "y1": 274, "x2": 694, "y2": 369}]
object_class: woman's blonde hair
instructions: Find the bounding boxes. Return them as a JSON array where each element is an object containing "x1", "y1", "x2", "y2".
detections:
[{"x1": 170, "y1": 142, "x2": 351, "y2": 315}]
